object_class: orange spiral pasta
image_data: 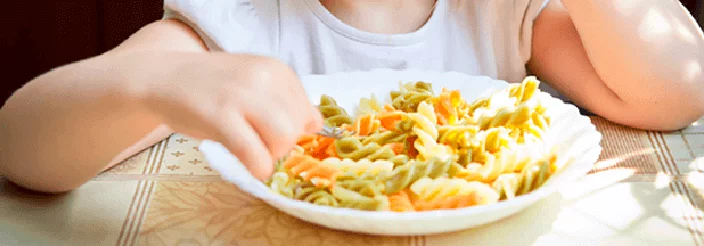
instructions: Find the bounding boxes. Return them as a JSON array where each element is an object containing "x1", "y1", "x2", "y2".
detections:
[
  {"x1": 350, "y1": 114, "x2": 381, "y2": 136},
  {"x1": 296, "y1": 134, "x2": 337, "y2": 159},
  {"x1": 283, "y1": 153, "x2": 340, "y2": 188},
  {"x1": 388, "y1": 190, "x2": 416, "y2": 212}
]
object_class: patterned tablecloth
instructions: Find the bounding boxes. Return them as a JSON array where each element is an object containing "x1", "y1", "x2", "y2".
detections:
[{"x1": 1, "y1": 116, "x2": 703, "y2": 246}]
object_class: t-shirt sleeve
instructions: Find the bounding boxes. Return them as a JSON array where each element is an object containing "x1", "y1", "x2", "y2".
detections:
[
  {"x1": 517, "y1": 0, "x2": 550, "y2": 64},
  {"x1": 163, "y1": 0, "x2": 279, "y2": 56}
]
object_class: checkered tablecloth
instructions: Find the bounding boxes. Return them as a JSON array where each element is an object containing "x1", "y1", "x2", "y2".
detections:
[{"x1": 2, "y1": 116, "x2": 703, "y2": 246}]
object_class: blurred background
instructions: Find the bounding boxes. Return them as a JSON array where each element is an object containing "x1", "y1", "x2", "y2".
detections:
[{"x1": 1, "y1": 1, "x2": 703, "y2": 102}]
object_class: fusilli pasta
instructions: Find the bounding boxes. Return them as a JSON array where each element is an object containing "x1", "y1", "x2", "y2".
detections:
[
  {"x1": 319, "y1": 94, "x2": 354, "y2": 127},
  {"x1": 265, "y1": 76, "x2": 561, "y2": 212}
]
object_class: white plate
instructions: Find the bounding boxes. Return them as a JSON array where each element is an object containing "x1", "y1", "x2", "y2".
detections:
[{"x1": 199, "y1": 69, "x2": 603, "y2": 236}]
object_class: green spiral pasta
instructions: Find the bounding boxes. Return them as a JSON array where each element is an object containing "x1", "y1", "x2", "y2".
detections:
[
  {"x1": 319, "y1": 94, "x2": 354, "y2": 127},
  {"x1": 384, "y1": 156, "x2": 463, "y2": 194},
  {"x1": 361, "y1": 130, "x2": 409, "y2": 146},
  {"x1": 293, "y1": 183, "x2": 338, "y2": 206},
  {"x1": 336, "y1": 178, "x2": 386, "y2": 198},
  {"x1": 332, "y1": 186, "x2": 389, "y2": 211},
  {"x1": 334, "y1": 137, "x2": 396, "y2": 161},
  {"x1": 492, "y1": 158, "x2": 552, "y2": 200},
  {"x1": 390, "y1": 81, "x2": 435, "y2": 112}
]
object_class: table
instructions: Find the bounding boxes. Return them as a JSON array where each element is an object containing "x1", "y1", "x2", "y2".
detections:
[{"x1": 1, "y1": 116, "x2": 703, "y2": 246}]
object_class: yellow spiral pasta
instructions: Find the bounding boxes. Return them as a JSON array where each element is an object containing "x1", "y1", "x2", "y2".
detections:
[
  {"x1": 409, "y1": 177, "x2": 500, "y2": 205},
  {"x1": 322, "y1": 157, "x2": 394, "y2": 176},
  {"x1": 438, "y1": 124, "x2": 480, "y2": 151},
  {"x1": 356, "y1": 93, "x2": 384, "y2": 116},
  {"x1": 407, "y1": 101, "x2": 453, "y2": 161},
  {"x1": 268, "y1": 172, "x2": 296, "y2": 198},
  {"x1": 508, "y1": 76, "x2": 540, "y2": 103},
  {"x1": 465, "y1": 143, "x2": 548, "y2": 182}
]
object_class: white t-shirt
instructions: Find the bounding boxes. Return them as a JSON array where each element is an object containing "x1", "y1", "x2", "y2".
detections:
[{"x1": 163, "y1": 0, "x2": 554, "y2": 87}]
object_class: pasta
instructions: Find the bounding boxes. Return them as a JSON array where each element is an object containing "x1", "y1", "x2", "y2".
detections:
[
  {"x1": 409, "y1": 177, "x2": 500, "y2": 205},
  {"x1": 407, "y1": 101, "x2": 454, "y2": 161},
  {"x1": 268, "y1": 171, "x2": 295, "y2": 198},
  {"x1": 294, "y1": 183, "x2": 339, "y2": 206},
  {"x1": 390, "y1": 81, "x2": 434, "y2": 112},
  {"x1": 334, "y1": 137, "x2": 396, "y2": 161},
  {"x1": 384, "y1": 157, "x2": 462, "y2": 195},
  {"x1": 319, "y1": 95, "x2": 354, "y2": 127},
  {"x1": 265, "y1": 76, "x2": 563, "y2": 212},
  {"x1": 492, "y1": 157, "x2": 553, "y2": 200},
  {"x1": 388, "y1": 190, "x2": 416, "y2": 212},
  {"x1": 322, "y1": 157, "x2": 394, "y2": 176}
]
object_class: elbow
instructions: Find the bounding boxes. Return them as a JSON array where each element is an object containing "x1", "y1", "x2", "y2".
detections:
[
  {"x1": 2, "y1": 171, "x2": 87, "y2": 194},
  {"x1": 1, "y1": 157, "x2": 88, "y2": 194},
  {"x1": 615, "y1": 98, "x2": 704, "y2": 132}
]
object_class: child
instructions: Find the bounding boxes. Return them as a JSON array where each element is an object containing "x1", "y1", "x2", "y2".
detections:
[{"x1": 1, "y1": 0, "x2": 703, "y2": 193}]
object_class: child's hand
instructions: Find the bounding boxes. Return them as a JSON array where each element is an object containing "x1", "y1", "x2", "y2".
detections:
[{"x1": 138, "y1": 52, "x2": 323, "y2": 180}]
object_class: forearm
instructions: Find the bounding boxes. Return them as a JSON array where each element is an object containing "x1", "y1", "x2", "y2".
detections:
[
  {"x1": 0, "y1": 52, "x2": 171, "y2": 192},
  {"x1": 561, "y1": 0, "x2": 704, "y2": 126}
]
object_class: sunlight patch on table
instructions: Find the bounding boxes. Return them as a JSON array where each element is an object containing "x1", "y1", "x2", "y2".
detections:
[
  {"x1": 660, "y1": 194, "x2": 699, "y2": 229},
  {"x1": 533, "y1": 183, "x2": 695, "y2": 246},
  {"x1": 654, "y1": 172, "x2": 673, "y2": 189},
  {"x1": 571, "y1": 182, "x2": 644, "y2": 230},
  {"x1": 687, "y1": 172, "x2": 704, "y2": 189},
  {"x1": 593, "y1": 148, "x2": 655, "y2": 170},
  {"x1": 689, "y1": 157, "x2": 704, "y2": 172},
  {"x1": 559, "y1": 169, "x2": 635, "y2": 200}
]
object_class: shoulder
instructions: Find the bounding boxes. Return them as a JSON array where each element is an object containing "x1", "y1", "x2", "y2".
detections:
[{"x1": 163, "y1": 0, "x2": 281, "y2": 55}]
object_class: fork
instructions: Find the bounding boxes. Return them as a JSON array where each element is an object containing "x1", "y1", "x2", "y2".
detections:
[{"x1": 317, "y1": 124, "x2": 355, "y2": 139}]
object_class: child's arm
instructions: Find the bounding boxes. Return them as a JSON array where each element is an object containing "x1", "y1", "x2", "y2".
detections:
[
  {"x1": 529, "y1": 0, "x2": 704, "y2": 131},
  {"x1": 0, "y1": 19, "x2": 322, "y2": 193},
  {"x1": 0, "y1": 20, "x2": 205, "y2": 192}
]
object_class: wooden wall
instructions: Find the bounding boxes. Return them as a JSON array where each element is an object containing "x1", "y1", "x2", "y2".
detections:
[
  {"x1": 1, "y1": 0, "x2": 702, "y2": 102},
  {"x1": 1, "y1": 1, "x2": 163, "y2": 101}
]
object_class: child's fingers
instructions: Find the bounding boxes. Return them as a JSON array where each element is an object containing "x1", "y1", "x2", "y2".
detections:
[
  {"x1": 219, "y1": 110, "x2": 274, "y2": 181},
  {"x1": 243, "y1": 98, "x2": 305, "y2": 161},
  {"x1": 305, "y1": 105, "x2": 324, "y2": 134}
]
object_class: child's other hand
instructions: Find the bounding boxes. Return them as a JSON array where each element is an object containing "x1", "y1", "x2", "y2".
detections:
[{"x1": 137, "y1": 52, "x2": 322, "y2": 180}]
